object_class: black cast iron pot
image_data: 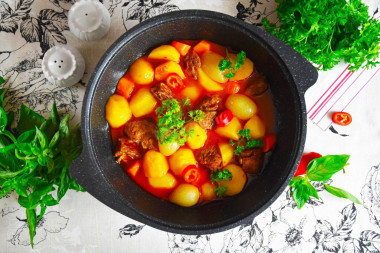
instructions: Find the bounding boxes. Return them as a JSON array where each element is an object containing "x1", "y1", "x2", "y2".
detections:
[{"x1": 71, "y1": 10, "x2": 318, "y2": 234}]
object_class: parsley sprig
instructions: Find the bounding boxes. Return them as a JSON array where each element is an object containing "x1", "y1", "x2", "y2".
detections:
[
  {"x1": 219, "y1": 51, "x2": 246, "y2": 78},
  {"x1": 156, "y1": 98, "x2": 205, "y2": 145},
  {"x1": 263, "y1": 0, "x2": 380, "y2": 71},
  {"x1": 210, "y1": 169, "x2": 232, "y2": 197},
  {"x1": 229, "y1": 129, "x2": 264, "y2": 155}
]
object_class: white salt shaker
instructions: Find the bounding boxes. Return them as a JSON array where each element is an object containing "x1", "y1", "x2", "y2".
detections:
[
  {"x1": 68, "y1": 0, "x2": 110, "y2": 41},
  {"x1": 42, "y1": 45, "x2": 85, "y2": 87}
]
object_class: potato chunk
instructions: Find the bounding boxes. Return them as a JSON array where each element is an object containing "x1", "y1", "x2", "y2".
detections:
[
  {"x1": 169, "y1": 183, "x2": 200, "y2": 207},
  {"x1": 218, "y1": 142, "x2": 234, "y2": 166},
  {"x1": 148, "y1": 45, "x2": 180, "y2": 62},
  {"x1": 198, "y1": 69, "x2": 223, "y2": 91},
  {"x1": 201, "y1": 181, "x2": 217, "y2": 201},
  {"x1": 219, "y1": 164, "x2": 247, "y2": 196},
  {"x1": 143, "y1": 150, "x2": 169, "y2": 178},
  {"x1": 244, "y1": 115, "x2": 266, "y2": 139},
  {"x1": 169, "y1": 148, "x2": 197, "y2": 176},
  {"x1": 225, "y1": 94, "x2": 257, "y2": 120},
  {"x1": 229, "y1": 53, "x2": 254, "y2": 81},
  {"x1": 105, "y1": 94, "x2": 132, "y2": 128},
  {"x1": 129, "y1": 57, "x2": 154, "y2": 85},
  {"x1": 129, "y1": 88, "x2": 157, "y2": 117},
  {"x1": 215, "y1": 117, "x2": 242, "y2": 141},
  {"x1": 180, "y1": 84, "x2": 203, "y2": 102},
  {"x1": 201, "y1": 51, "x2": 228, "y2": 83},
  {"x1": 155, "y1": 61, "x2": 185, "y2": 81},
  {"x1": 186, "y1": 122, "x2": 207, "y2": 149},
  {"x1": 148, "y1": 173, "x2": 177, "y2": 189},
  {"x1": 158, "y1": 141, "x2": 180, "y2": 156}
]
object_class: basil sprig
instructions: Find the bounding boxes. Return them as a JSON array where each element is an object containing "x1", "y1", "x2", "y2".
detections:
[{"x1": 289, "y1": 155, "x2": 361, "y2": 209}]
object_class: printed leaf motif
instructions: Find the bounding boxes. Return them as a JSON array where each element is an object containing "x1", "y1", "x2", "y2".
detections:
[
  {"x1": 41, "y1": 23, "x2": 66, "y2": 48},
  {"x1": 0, "y1": 20, "x2": 18, "y2": 33},
  {"x1": 314, "y1": 219, "x2": 334, "y2": 243},
  {"x1": 126, "y1": 2, "x2": 145, "y2": 20},
  {"x1": 322, "y1": 239, "x2": 341, "y2": 252},
  {"x1": 360, "y1": 230, "x2": 380, "y2": 252},
  {"x1": 343, "y1": 239, "x2": 363, "y2": 253},
  {"x1": 250, "y1": 223, "x2": 264, "y2": 251},
  {"x1": 15, "y1": 0, "x2": 34, "y2": 12},
  {"x1": 334, "y1": 204, "x2": 357, "y2": 241},
  {"x1": 361, "y1": 164, "x2": 380, "y2": 229},
  {"x1": 20, "y1": 18, "x2": 40, "y2": 43},
  {"x1": 0, "y1": 1, "x2": 12, "y2": 16},
  {"x1": 119, "y1": 224, "x2": 145, "y2": 238},
  {"x1": 307, "y1": 196, "x2": 324, "y2": 206},
  {"x1": 312, "y1": 180, "x2": 332, "y2": 192},
  {"x1": 39, "y1": 9, "x2": 68, "y2": 32}
]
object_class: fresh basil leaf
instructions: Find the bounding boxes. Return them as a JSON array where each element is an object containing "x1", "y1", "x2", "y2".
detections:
[
  {"x1": 0, "y1": 88, "x2": 4, "y2": 106},
  {"x1": 69, "y1": 179, "x2": 85, "y2": 192},
  {"x1": 13, "y1": 180, "x2": 29, "y2": 197},
  {"x1": 306, "y1": 155, "x2": 350, "y2": 181},
  {"x1": 323, "y1": 183, "x2": 361, "y2": 204},
  {"x1": 26, "y1": 208, "x2": 37, "y2": 248},
  {"x1": 17, "y1": 104, "x2": 45, "y2": 133},
  {"x1": 49, "y1": 103, "x2": 59, "y2": 128},
  {"x1": 0, "y1": 107, "x2": 7, "y2": 131},
  {"x1": 0, "y1": 180, "x2": 13, "y2": 198},
  {"x1": 46, "y1": 157, "x2": 54, "y2": 174},
  {"x1": 0, "y1": 77, "x2": 4, "y2": 86},
  {"x1": 42, "y1": 194, "x2": 58, "y2": 206},
  {"x1": 16, "y1": 143, "x2": 33, "y2": 156},
  {"x1": 57, "y1": 166, "x2": 70, "y2": 200},
  {"x1": 35, "y1": 127, "x2": 48, "y2": 149},
  {"x1": 6, "y1": 111, "x2": 14, "y2": 128},
  {"x1": 49, "y1": 131, "x2": 60, "y2": 149},
  {"x1": 38, "y1": 203, "x2": 46, "y2": 220},
  {"x1": 0, "y1": 136, "x2": 22, "y2": 171},
  {"x1": 289, "y1": 176, "x2": 319, "y2": 209},
  {"x1": 1, "y1": 129, "x2": 16, "y2": 143},
  {"x1": 18, "y1": 195, "x2": 30, "y2": 208},
  {"x1": 17, "y1": 129, "x2": 36, "y2": 143},
  {"x1": 0, "y1": 143, "x2": 16, "y2": 153},
  {"x1": 0, "y1": 167, "x2": 28, "y2": 179}
]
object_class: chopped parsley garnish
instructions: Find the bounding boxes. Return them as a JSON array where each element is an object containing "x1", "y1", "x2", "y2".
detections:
[
  {"x1": 156, "y1": 98, "x2": 205, "y2": 145},
  {"x1": 230, "y1": 129, "x2": 264, "y2": 155},
  {"x1": 210, "y1": 169, "x2": 233, "y2": 197},
  {"x1": 218, "y1": 50, "x2": 246, "y2": 78}
]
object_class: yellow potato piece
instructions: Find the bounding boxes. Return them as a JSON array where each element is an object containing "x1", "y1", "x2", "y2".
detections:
[
  {"x1": 129, "y1": 88, "x2": 157, "y2": 117},
  {"x1": 159, "y1": 141, "x2": 180, "y2": 156},
  {"x1": 225, "y1": 94, "x2": 258, "y2": 120},
  {"x1": 229, "y1": 53, "x2": 254, "y2": 81},
  {"x1": 143, "y1": 150, "x2": 169, "y2": 178},
  {"x1": 186, "y1": 122, "x2": 207, "y2": 149},
  {"x1": 148, "y1": 173, "x2": 177, "y2": 189},
  {"x1": 218, "y1": 142, "x2": 235, "y2": 166},
  {"x1": 220, "y1": 164, "x2": 247, "y2": 196},
  {"x1": 169, "y1": 183, "x2": 200, "y2": 207},
  {"x1": 244, "y1": 115, "x2": 266, "y2": 139},
  {"x1": 155, "y1": 61, "x2": 185, "y2": 81},
  {"x1": 198, "y1": 69, "x2": 223, "y2": 91},
  {"x1": 129, "y1": 57, "x2": 154, "y2": 85},
  {"x1": 215, "y1": 117, "x2": 242, "y2": 141},
  {"x1": 201, "y1": 51, "x2": 228, "y2": 83},
  {"x1": 201, "y1": 182, "x2": 217, "y2": 201},
  {"x1": 148, "y1": 45, "x2": 180, "y2": 62},
  {"x1": 180, "y1": 84, "x2": 203, "y2": 102},
  {"x1": 105, "y1": 94, "x2": 132, "y2": 128},
  {"x1": 169, "y1": 148, "x2": 197, "y2": 176}
]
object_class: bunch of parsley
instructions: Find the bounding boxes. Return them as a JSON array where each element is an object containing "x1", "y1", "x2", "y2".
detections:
[
  {"x1": 218, "y1": 51, "x2": 246, "y2": 78},
  {"x1": 263, "y1": 0, "x2": 380, "y2": 71},
  {"x1": 210, "y1": 169, "x2": 232, "y2": 197},
  {"x1": 229, "y1": 129, "x2": 264, "y2": 155},
  {"x1": 0, "y1": 82, "x2": 84, "y2": 247}
]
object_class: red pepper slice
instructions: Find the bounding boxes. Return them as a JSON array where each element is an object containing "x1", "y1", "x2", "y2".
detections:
[
  {"x1": 182, "y1": 165, "x2": 200, "y2": 184},
  {"x1": 225, "y1": 81, "x2": 240, "y2": 94},
  {"x1": 166, "y1": 74, "x2": 184, "y2": 89},
  {"x1": 332, "y1": 112, "x2": 352, "y2": 126},
  {"x1": 126, "y1": 161, "x2": 141, "y2": 177},
  {"x1": 215, "y1": 110, "x2": 233, "y2": 127},
  {"x1": 294, "y1": 152, "x2": 322, "y2": 177},
  {"x1": 263, "y1": 135, "x2": 276, "y2": 152}
]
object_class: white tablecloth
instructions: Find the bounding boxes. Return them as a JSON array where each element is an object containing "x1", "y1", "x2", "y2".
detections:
[{"x1": 0, "y1": 0, "x2": 380, "y2": 252}]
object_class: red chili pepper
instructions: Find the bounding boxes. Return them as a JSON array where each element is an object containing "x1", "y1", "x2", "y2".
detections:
[
  {"x1": 126, "y1": 161, "x2": 141, "y2": 177},
  {"x1": 263, "y1": 135, "x2": 276, "y2": 152},
  {"x1": 294, "y1": 152, "x2": 322, "y2": 177},
  {"x1": 215, "y1": 110, "x2": 233, "y2": 127},
  {"x1": 166, "y1": 74, "x2": 184, "y2": 89},
  {"x1": 332, "y1": 112, "x2": 352, "y2": 126},
  {"x1": 225, "y1": 81, "x2": 240, "y2": 94},
  {"x1": 182, "y1": 165, "x2": 200, "y2": 184}
]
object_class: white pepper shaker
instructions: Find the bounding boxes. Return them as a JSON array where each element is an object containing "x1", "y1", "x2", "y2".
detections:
[
  {"x1": 68, "y1": 0, "x2": 110, "y2": 41},
  {"x1": 42, "y1": 45, "x2": 85, "y2": 87}
]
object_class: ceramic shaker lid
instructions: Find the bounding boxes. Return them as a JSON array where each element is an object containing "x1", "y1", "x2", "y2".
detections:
[
  {"x1": 42, "y1": 45, "x2": 85, "y2": 87},
  {"x1": 68, "y1": 0, "x2": 110, "y2": 41}
]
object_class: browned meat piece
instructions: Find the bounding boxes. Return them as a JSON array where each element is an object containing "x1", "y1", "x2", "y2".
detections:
[
  {"x1": 196, "y1": 145, "x2": 223, "y2": 171},
  {"x1": 124, "y1": 118, "x2": 158, "y2": 150},
  {"x1": 150, "y1": 82, "x2": 173, "y2": 102},
  {"x1": 238, "y1": 148, "x2": 264, "y2": 174},
  {"x1": 196, "y1": 95, "x2": 222, "y2": 111},
  {"x1": 114, "y1": 138, "x2": 142, "y2": 164},
  {"x1": 198, "y1": 111, "x2": 217, "y2": 130},
  {"x1": 183, "y1": 50, "x2": 201, "y2": 79},
  {"x1": 245, "y1": 75, "x2": 268, "y2": 97}
]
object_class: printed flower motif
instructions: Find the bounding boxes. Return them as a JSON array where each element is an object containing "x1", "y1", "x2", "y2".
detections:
[
  {"x1": 266, "y1": 206, "x2": 317, "y2": 252},
  {"x1": 167, "y1": 234, "x2": 209, "y2": 253},
  {"x1": 361, "y1": 164, "x2": 380, "y2": 229},
  {"x1": 0, "y1": 191, "x2": 20, "y2": 216},
  {"x1": 236, "y1": 0, "x2": 277, "y2": 26}
]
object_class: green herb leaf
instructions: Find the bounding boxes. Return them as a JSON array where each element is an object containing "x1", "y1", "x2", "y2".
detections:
[
  {"x1": 26, "y1": 208, "x2": 37, "y2": 248},
  {"x1": 210, "y1": 169, "x2": 232, "y2": 183},
  {"x1": 215, "y1": 185, "x2": 228, "y2": 197},
  {"x1": 323, "y1": 183, "x2": 361, "y2": 204},
  {"x1": 17, "y1": 104, "x2": 45, "y2": 133},
  {"x1": 218, "y1": 51, "x2": 246, "y2": 78},
  {"x1": 289, "y1": 176, "x2": 319, "y2": 209},
  {"x1": 306, "y1": 155, "x2": 350, "y2": 181},
  {"x1": 0, "y1": 76, "x2": 4, "y2": 86}
]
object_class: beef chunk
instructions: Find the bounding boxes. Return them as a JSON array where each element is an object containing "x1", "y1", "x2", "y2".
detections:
[
  {"x1": 183, "y1": 50, "x2": 201, "y2": 79},
  {"x1": 198, "y1": 111, "x2": 217, "y2": 130},
  {"x1": 196, "y1": 145, "x2": 223, "y2": 171},
  {"x1": 238, "y1": 148, "x2": 264, "y2": 174},
  {"x1": 196, "y1": 95, "x2": 222, "y2": 111},
  {"x1": 114, "y1": 138, "x2": 141, "y2": 164},
  {"x1": 245, "y1": 75, "x2": 268, "y2": 97},
  {"x1": 150, "y1": 82, "x2": 173, "y2": 102},
  {"x1": 124, "y1": 118, "x2": 158, "y2": 150}
]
